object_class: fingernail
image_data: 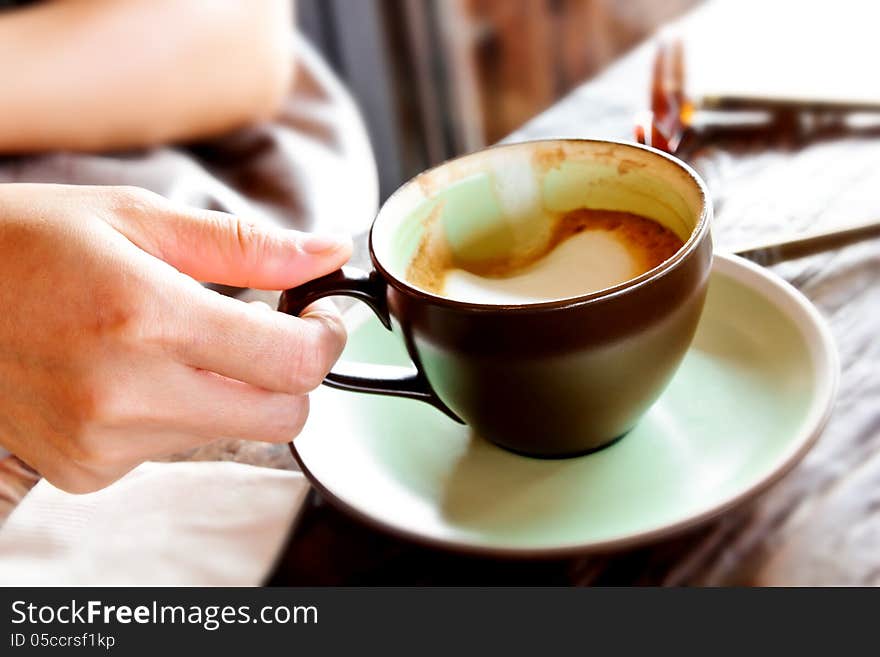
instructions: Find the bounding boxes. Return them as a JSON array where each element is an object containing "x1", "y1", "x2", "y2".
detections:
[{"x1": 299, "y1": 232, "x2": 351, "y2": 255}]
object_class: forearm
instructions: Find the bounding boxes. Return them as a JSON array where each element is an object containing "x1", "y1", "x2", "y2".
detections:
[{"x1": 0, "y1": 0, "x2": 294, "y2": 152}]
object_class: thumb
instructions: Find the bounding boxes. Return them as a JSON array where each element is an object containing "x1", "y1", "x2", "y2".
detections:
[{"x1": 118, "y1": 198, "x2": 352, "y2": 289}]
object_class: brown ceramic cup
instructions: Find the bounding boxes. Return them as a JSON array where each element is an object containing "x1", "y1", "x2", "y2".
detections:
[{"x1": 279, "y1": 139, "x2": 712, "y2": 457}]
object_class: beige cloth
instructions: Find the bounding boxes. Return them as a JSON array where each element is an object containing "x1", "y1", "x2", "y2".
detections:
[{"x1": 0, "y1": 34, "x2": 377, "y2": 583}]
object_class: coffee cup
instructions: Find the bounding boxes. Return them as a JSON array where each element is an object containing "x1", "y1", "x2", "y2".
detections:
[{"x1": 279, "y1": 139, "x2": 712, "y2": 457}]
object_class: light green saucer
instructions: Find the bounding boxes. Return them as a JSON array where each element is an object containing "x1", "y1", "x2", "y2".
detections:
[{"x1": 292, "y1": 254, "x2": 839, "y2": 557}]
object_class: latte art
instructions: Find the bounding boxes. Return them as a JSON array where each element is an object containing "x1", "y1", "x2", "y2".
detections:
[
  {"x1": 443, "y1": 230, "x2": 642, "y2": 303},
  {"x1": 406, "y1": 209, "x2": 684, "y2": 304}
]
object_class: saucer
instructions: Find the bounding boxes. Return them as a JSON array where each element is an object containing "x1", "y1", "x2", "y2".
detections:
[{"x1": 291, "y1": 254, "x2": 839, "y2": 557}]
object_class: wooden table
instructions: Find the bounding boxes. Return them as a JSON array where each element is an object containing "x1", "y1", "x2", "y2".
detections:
[{"x1": 269, "y1": 11, "x2": 880, "y2": 586}]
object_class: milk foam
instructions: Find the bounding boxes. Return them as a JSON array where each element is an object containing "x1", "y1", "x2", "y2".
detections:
[{"x1": 441, "y1": 229, "x2": 641, "y2": 304}]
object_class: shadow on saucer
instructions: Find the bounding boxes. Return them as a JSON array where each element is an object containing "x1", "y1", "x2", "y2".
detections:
[{"x1": 438, "y1": 431, "x2": 586, "y2": 534}]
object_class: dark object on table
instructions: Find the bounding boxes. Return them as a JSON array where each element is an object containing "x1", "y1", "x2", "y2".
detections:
[{"x1": 635, "y1": 35, "x2": 880, "y2": 156}]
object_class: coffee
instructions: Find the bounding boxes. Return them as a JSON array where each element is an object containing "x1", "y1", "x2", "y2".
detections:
[{"x1": 406, "y1": 208, "x2": 684, "y2": 304}]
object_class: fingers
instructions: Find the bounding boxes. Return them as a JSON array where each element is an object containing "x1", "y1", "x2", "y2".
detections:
[
  {"x1": 167, "y1": 214, "x2": 352, "y2": 289},
  {"x1": 147, "y1": 368, "x2": 311, "y2": 445},
  {"x1": 174, "y1": 290, "x2": 347, "y2": 394},
  {"x1": 106, "y1": 186, "x2": 352, "y2": 289},
  {"x1": 100, "y1": 187, "x2": 350, "y2": 393},
  {"x1": 93, "y1": 360, "x2": 312, "y2": 450},
  {"x1": 44, "y1": 365, "x2": 313, "y2": 494}
]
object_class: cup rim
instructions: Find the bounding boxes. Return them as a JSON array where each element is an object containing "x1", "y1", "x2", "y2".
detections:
[{"x1": 368, "y1": 138, "x2": 711, "y2": 312}]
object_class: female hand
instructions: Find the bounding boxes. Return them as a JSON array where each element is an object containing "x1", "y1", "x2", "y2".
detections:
[{"x1": 0, "y1": 183, "x2": 350, "y2": 493}]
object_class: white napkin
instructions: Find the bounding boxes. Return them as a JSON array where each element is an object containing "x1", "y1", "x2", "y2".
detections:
[{"x1": 0, "y1": 461, "x2": 309, "y2": 586}]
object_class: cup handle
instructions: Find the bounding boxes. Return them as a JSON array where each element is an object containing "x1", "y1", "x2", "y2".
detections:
[{"x1": 277, "y1": 266, "x2": 463, "y2": 422}]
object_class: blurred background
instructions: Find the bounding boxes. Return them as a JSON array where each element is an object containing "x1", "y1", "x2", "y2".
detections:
[{"x1": 298, "y1": 0, "x2": 699, "y2": 199}]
